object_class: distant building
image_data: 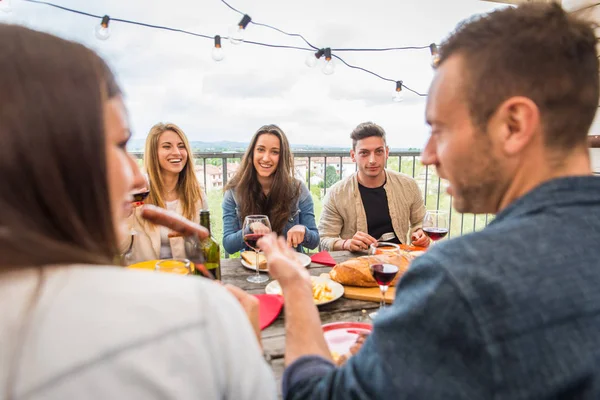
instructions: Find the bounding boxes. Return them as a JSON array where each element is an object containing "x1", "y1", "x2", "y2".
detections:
[{"x1": 195, "y1": 162, "x2": 239, "y2": 191}]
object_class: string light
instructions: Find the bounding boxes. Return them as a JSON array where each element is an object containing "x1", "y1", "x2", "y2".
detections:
[
  {"x1": 393, "y1": 81, "x2": 404, "y2": 102},
  {"x1": 305, "y1": 48, "x2": 324, "y2": 68},
  {"x1": 228, "y1": 14, "x2": 251, "y2": 45},
  {"x1": 429, "y1": 43, "x2": 440, "y2": 68},
  {"x1": 94, "y1": 15, "x2": 110, "y2": 40},
  {"x1": 20, "y1": 0, "x2": 430, "y2": 99},
  {"x1": 322, "y1": 48, "x2": 334, "y2": 75},
  {"x1": 212, "y1": 35, "x2": 225, "y2": 61},
  {"x1": 0, "y1": 0, "x2": 12, "y2": 13}
]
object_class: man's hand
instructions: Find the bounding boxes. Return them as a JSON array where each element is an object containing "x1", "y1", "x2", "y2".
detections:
[
  {"x1": 225, "y1": 284, "x2": 262, "y2": 348},
  {"x1": 411, "y1": 228, "x2": 430, "y2": 247},
  {"x1": 140, "y1": 204, "x2": 208, "y2": 240},
  {"x1": 260, "y1": 234, "x2": 311, "y2": 288},
  {"x1": 286, "y1": 225, "x2": 306, "y2": 248},
  {"x1": 345, "y1": 231, "x2": 377, "y2": 252}
]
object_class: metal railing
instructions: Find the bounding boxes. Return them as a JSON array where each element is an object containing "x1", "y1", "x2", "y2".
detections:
[{"x1": 130, "y1": 150, "x2": 493, "y2": 254}]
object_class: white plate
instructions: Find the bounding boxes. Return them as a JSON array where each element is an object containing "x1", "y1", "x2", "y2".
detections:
[
  {"x1": 265, "y1": 275, "x2": 344, "y2": 306},
  {"x1": 241, "y1": 252, "x2": 312, "y2": 272}
]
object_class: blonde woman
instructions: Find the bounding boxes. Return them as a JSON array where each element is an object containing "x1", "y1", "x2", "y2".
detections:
[{"x1": 125, "y1": 123, "x2": 207, "y2": 262}]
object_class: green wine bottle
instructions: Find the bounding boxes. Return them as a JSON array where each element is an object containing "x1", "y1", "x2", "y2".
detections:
[{"x1": 199, "y1": 210, "x2": 221, "y2": 280}]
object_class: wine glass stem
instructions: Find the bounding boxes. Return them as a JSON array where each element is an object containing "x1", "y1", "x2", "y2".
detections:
[
  {"x1": 255, "y1": 250, "x2": 260, "y2": 278},
  {"x1": 380, "y1": 285, "x2": 388, "y2": 310}
]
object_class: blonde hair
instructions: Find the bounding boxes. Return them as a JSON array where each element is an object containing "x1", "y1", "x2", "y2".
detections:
[{"x1": 144, "y1": 122, "x2": 204, "y2": 222}]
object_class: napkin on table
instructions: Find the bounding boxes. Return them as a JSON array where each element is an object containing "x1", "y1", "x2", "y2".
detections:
[
  {"x1": 310, "y1": 250, "x2": 337, "y2": 266},
  {"x1": 253, "y1": 294, "x2": 284, "y2": 330}
]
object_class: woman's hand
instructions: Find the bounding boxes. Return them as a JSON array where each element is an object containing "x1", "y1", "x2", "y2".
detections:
[
  {"x1": 140, "y1": 204, "x2": 208, "y2": 239},
  {"x1": 250, "y1": 222, "x2": 271, "y2": 235},
  {"x1": 225, "y1": 284, "x2": 262, "y2": 349},
  {"x1": 286, "y1": 225, "x2": 306, "y2": 248}
]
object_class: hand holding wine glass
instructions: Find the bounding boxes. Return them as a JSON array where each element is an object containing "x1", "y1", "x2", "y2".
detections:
[
  {"x1": 243, "y1": 215, "x2": 271, "y2": 284},
  {"x1": 422, "y1": 210, "x2": 449, "y2": 243}
]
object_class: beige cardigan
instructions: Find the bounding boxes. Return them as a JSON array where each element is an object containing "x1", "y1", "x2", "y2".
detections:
[
  {"x1": 122, "y1": 199, "x2": 206, "y2": 263},
  {"x1": 318, "y1": 170, "x2": 426, "y2": 250}
]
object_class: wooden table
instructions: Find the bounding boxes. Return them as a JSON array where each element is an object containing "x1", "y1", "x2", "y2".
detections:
[{"x1": 220, "y1": 251, "x2": 379, "y2": 395}]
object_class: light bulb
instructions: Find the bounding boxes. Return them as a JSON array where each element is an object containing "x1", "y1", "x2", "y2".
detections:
[
  {"x1": 429, "y1": 43, "x2": 440, "y2": 68},
  {"x1": 0, "y1": 0, "x2": 12, "y2": 14},
  {"x1": 228, "y1": 25, "x2": 244, "y2": 45},
  {"x1": 305, "y1": 49, "x2": 324, "y2": 68},
  {"x1": 393, "y1": 90, "x2": 404, "y2": 102},
  {"x1": 228, "y1": 14, "x2": 251, "y2": 46},
  {"x1": 212, "y1": 46, "x2": 224, "y2": 61},
  {"x1": 95, "y1": 15, "x2": 111, "y2": 41},
  {"x1": 305, "y1": 52, "x2": 319, "y2": 68},
  {"x1": 322, "y1": 58, "x2": 335, "y2": 75},
  {"x1": 393, "y1": 81, "x2": 404, "y2": 102},
  {"x1": 321, "y1": 48, "x2": 334, "y2": 75},
  {"x1": 212, "y1": 35, "x2": 225, "y2": 61}
]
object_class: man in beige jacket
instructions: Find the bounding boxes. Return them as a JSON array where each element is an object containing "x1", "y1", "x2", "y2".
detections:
[{"x1": 318, "y1": 122, "x2": 429, "y2": 252}]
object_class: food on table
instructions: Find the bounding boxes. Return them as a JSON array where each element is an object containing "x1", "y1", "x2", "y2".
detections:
[
  {"x1": 241, "y1": 251, "x2": 267, "y2": 269},
  {"x1": 329, "y1": 254, "x2": 410, "y2": 287},
  {"x1": 312, "y1": 281, "x2": 334, "y2": 303},
  {"x1": 331, "y1": 331, "x2": 371, "y2": 366}
]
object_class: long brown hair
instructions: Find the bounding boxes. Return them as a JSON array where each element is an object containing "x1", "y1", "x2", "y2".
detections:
[
  {"x1": 225, "y1": 124, "x2": 299, "y2": 234},
  {"x1": 144, "y1": 123, "x2": 204, "y2": 222},
  {"x1": 0, "y1": 24, "x2": 121, "y2": 267}
]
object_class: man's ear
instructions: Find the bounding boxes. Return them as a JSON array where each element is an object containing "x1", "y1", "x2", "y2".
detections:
[
  {"x1": 491, "y1": 96, "x2": 540, "y2": 156},
  {"x1": 350, "y1": 149, "x2": 356, "y2": 162}
]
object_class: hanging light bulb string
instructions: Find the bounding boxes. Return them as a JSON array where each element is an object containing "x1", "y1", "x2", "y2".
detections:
[{"x1": 21, "y1": 0, "x2": 430, "y2": 97}]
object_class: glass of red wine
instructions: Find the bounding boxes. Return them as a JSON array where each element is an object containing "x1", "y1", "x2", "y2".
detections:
[
  {"x1": 423, "y1": 210, "x2": 449, "y2": 244},
  {"x1": 243, "y1": 215, "x2": 271, "y2": 284},
  {"x1": 369, "y1": 263, "x2": 399, "y2": 319},
  {"x1": 122, "y1": 176, "x2": 150, "y2": 264}
]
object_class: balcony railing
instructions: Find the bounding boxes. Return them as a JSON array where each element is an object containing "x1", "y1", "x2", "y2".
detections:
[{"x1": 130, "y1": 150, "x2": 494, "y2": 256}]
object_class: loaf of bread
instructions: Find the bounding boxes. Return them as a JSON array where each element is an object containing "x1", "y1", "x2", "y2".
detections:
[
  {"x1": 241, "y1": 251, "x2": 267, "y2": 270},
  {"x1": 329, "y1": 254, "x2": 410, "y2": 287}
]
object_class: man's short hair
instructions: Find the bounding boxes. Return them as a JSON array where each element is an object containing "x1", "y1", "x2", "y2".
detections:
[
  {"x1": 438, "y1": 3, "x2": 599, "y2": 150},
  {"x1": 350, "y1": 122, "x2": 387, "y2": 149}
]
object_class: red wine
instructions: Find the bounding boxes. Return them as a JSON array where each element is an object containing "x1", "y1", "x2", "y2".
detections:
[
  {"x1": 132, "y1": 191, "x2": 150, "y2": 202},
  {"x1": 423, "y1": 227, "x2": 449, "y2": 241},
  {"x1": 370, "y1": 263, "x2": 399, "y2": 286},
  {"x1": 244, "y1": 233, "x2": 265, "y2": 251}
]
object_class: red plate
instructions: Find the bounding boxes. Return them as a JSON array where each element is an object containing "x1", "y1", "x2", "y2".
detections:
[{"x1": 322, "y1": 322, "x2": 372, "y2": 357}]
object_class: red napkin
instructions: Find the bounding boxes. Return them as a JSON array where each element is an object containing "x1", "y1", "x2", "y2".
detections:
[
  {"x1": 310, "y1": 250, "x2": 337, "y2": 266},
  {"x1": 254, "y1": 294, "x2": 284, "y2": 330}
]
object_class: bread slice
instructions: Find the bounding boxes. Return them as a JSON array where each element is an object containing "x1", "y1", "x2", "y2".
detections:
[
  {"x1": 241, "y1": 251, "x2": 267, "y2": 270},
  {"x1": 329, "y1": 254, "x2": 410, "y2": 287}
]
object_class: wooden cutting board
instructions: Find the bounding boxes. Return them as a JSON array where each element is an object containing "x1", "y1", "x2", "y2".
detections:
[
  {"x1": 343, "y1": 285, "x2": 395, "y2": 304},
  {"x1": 317, "y1": 273, "x2": 396, "y2": 303}
]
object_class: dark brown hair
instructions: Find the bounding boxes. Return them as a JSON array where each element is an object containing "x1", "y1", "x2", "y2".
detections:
[
  {"x1": 438, "y1": 3, "x2": 599, "y2": 150},
  {"x1": 225, "y1": 124, "x2": 299, "y2": 235},
  {"x1": 350, "y1": 122, "x2": 387, "y2": 149},
  {"x1": 0, "y1": 24, "x2": 122, "y2": 267}
]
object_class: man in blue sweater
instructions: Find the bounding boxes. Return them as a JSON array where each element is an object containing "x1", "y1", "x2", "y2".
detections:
[{"x1": 260, "y1": 3, "x2": 600, "y2": 399}]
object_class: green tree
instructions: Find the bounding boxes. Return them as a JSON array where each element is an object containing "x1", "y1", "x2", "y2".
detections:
[{"x1": 319, "y1": 165, "x2": 340, "y2": 189}]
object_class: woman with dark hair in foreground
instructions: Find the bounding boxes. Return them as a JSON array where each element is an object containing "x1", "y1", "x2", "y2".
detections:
[{"x1": 0, "y1": 24, "x2": 275, "y2": 399}]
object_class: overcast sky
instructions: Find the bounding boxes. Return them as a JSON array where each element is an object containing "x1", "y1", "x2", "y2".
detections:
[{"x1": 1, "y1": 0, "x2": 505, "y2": 149}]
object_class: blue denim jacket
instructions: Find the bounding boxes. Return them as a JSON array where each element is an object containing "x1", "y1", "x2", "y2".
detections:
[
  {"x1": 283, "y1": 176, "x2": 600, "y2": 399},
  {"x1": 222, "y1": 180, "x2": 319, "y2": 254}
]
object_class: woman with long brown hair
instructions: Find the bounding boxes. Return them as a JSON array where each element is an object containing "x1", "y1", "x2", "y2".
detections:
[
  {"x1": 125, "y1": 122, "x2": 207, "y2": 262},
  {"x1": 0, "y1": 24, "x2": 275, "y2": 399},
  {"x1": 222, "y1": 125, "x2": 319, "y2": 254}
]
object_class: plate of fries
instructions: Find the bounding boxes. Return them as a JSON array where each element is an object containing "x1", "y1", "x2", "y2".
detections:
[{"x1": 265, "y1": 275, "x2": 344, "y2": 306}]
